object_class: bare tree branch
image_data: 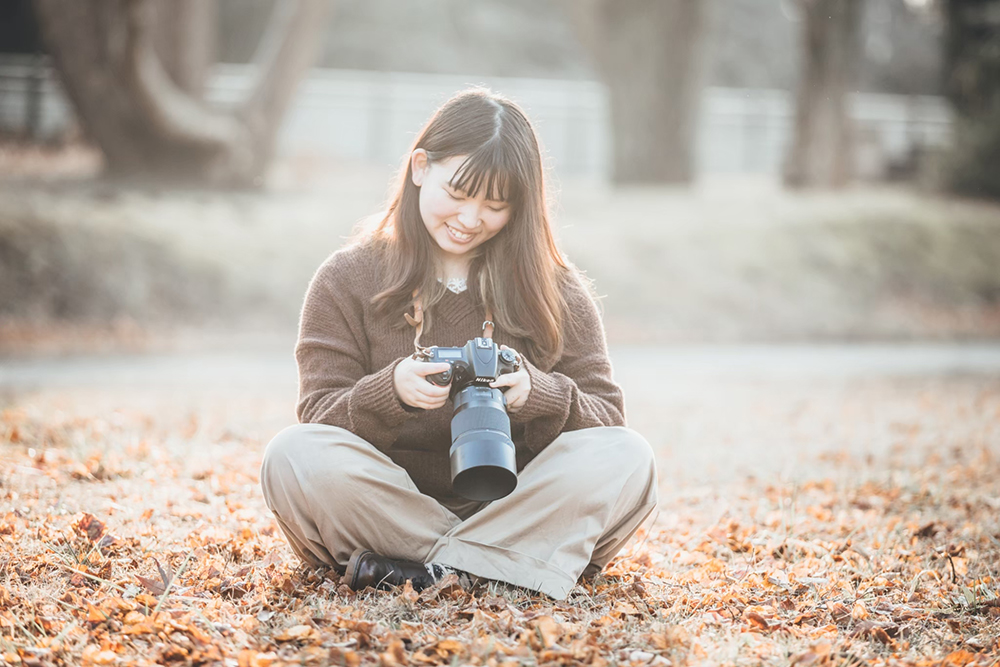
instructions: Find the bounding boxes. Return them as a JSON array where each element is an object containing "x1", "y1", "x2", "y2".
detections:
[
  {"x1": 122, "y1": 0, "x2": 246, "y2": 150},
  {"x1": 243, "y1": 0, "x2": 332, "y2": 130},
  {"x1": 249, "y1": 1, "x2": 300, "y2": 70},
  {"x1": 554, "y1": 0, "x2": 605, "y2": 76},
  {"x1": 33, "y1": 0, "x2": 331, "y2": 185}
]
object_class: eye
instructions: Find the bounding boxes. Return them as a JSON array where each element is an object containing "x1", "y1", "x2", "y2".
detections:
[
  {"x1": 487, "y1": 205, "x2": 507, "y2": 213},
  {"x1": 445, "y1": 184, "x2": 467, "y2": 200}
]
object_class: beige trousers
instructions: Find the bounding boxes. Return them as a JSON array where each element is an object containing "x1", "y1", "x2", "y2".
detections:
[{"x1": 260, "y1": 423, "x2": 658, "y2": 599}]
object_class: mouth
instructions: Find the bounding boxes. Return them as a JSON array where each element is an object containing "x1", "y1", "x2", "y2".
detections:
[{"x1": 445, "y1": 223, "x2": 475, "y2": 243}]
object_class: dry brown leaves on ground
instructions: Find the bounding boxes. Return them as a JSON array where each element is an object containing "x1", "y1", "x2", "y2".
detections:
[{"x1": 1, "y1": 400, "x2": 999, "y2": 667}]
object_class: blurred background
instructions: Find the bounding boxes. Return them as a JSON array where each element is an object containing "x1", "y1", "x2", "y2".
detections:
[
  {"x1": 0, "y1": 0, "x2": 998, "y2": 353},
  {"x1": 1, "y1": 0, "x2": 1000, "y2": 492}
]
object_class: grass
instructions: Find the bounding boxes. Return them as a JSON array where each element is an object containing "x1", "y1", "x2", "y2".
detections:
[{"x1": 3, "y1": 170, "x2": 1000, "y2": 353}]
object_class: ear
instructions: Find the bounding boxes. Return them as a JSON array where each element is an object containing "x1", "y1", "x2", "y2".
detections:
[{"x1": 410, "y1": 149, "x2": 429, "y2": 187}]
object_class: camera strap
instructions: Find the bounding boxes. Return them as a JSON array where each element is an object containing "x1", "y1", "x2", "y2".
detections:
[{"x1": 406, "y1": 290, "x2": 494, "y2": 356}]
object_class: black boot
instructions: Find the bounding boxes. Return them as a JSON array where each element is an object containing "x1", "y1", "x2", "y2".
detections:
[{"x1": 344, "y1": 548, "x2": 468, "y2": 592}]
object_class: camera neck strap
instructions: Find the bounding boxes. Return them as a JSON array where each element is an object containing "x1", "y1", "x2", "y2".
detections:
[{"x1": 405, "y1": 290, "x2": 494, "y2": 356}]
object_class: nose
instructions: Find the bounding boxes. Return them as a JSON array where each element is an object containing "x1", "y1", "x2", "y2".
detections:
[{"x1": 456, "y1": 203, "x2": 482, "y2": 229}]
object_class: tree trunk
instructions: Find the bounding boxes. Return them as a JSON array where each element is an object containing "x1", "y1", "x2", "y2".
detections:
[
  {"x1": 783, "y1": 0, "x2": 862, "y2": 189},
  {"x1": 561, "y1": 0, "x2": 711, "y2": 185},
  {"x1": 31, "y1": 0, "x2": 331, "y2": 187},
  {"x1": 152, "y1": 0, "x2": 216, "y2": 96},
  {"x1": 942, "y1": 0, "x2": 1000, "y2": 200}
]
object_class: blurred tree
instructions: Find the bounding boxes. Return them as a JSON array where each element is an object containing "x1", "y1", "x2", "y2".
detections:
[
  {"x1": 561, "y1": 0, "x2": 712, "y2": 184},
  {"x1": 31, "y1": 0, "x2": 331, "y2": 187},
  {"x1": 943, "y1": 0, "x2": 1000, "y2": 200},
  {"x1": 783, "y1": 0, "x2": 863, "y2": 188}
]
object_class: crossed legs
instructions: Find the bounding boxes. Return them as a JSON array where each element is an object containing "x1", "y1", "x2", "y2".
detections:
[{"x1": 260, "y1": 423, "x2": 658, "y2": 599}]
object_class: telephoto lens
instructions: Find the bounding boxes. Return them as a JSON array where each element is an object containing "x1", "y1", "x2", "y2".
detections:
[{"x1": 449, "y1": 385, "x2": 517, "y2": 501}]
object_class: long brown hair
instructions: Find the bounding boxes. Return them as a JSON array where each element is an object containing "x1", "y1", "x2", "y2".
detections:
[{"x1": 366, "y1": 88, "x2": 570, "y2": 366}]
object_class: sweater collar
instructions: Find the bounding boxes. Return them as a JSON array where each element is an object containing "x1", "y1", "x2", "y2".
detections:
[{"x1": 434, "y1": 287, "x2": 480, "y2": 327}]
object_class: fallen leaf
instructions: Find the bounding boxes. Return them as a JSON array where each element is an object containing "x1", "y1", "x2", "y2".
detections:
[
  {"x1": 74, "y1": 513, "x2": 106, "y2": 542},
  {"x1": 136, "y1": 575, "x2": 166, "y2": 596},
  {"x1": 328, "y1": 648, "x2": 361, "y2": 667},
  {"x1": 942, "y1": 650, "x2": 980, "y2": 666},
  {"x1": 612, "y1": 601, "x2": 642, "y2": 617},
  {"x1": 397, "y1": 580, "x2": 418, "y2": 604},
  {"x1": 870, "y1": 625, "x2": 892, "y2": 645},
  {"x1": 274, "y1": 624, "x2": 316, "y2": 642},
  {"x1": 82, "y1": 646, "x2": 118, "y2": 665},
  {"x1": 379, "y1": 640, "x2": 407, "y2": 667},
  {"x1": 123, "y1": 610, "x2": 145, "y2": 625},
  {"x1": 829, "y1": 602, "x2": 851, "y2": 625},
  {"x1": 746, "y1": 612, "x2": 770, "y2": 630},
  {"x1": 419, "y1": 573, "x2": 463, "y2": 602},
  {"x1": 532, "y1": 615, "x2": 561, "y2": 649},
  {"x1": 85, "y1": 603, "x2": 107, "y2": 623},
  {"x1": 153, "y1": 557, "x2": 174, "y2": 589}
]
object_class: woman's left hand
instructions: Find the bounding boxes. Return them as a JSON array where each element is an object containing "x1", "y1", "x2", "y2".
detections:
[{"x1": 490, "y1": 345, "x2": 531, "y2": 413}]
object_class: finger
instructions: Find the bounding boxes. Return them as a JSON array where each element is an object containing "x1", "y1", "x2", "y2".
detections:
[
  {"x1": 412, "y1": 395, "x2": 445, "y2": 410},
  {"x1": 414, "y1": 362, "x2": 453, "y2": 377},
  {"x1": 510, "y1": 387, "x2": 531, "y2": 409},
  {"x1": 413, "y1": 375, "x2": 450, "y2": 390},
  {"x1": 492, "y1": 369, "x2": 529, "y2": 387},
  {"x1": 490, "y1": 373, "x2": 523, "y2": 387},
  {"x1": 411, "y1": 383, "x2": 449, "y2": 400},
  {"x1": 415, "y1": 394, "x2": 448, "y2": 409},
  {"x1": 502, "y1": 387, "x2": 523, "y2": 405},
  {"x1": 416, "y1": 385, "x2": 450, "y2": 401},
  {"x1": 402, "y1": 397, "x2": 430, "y2": 410}
]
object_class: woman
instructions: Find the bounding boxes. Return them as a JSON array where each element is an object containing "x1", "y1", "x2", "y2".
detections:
[{"x1": 260, "y1": 88, "x2": 657, "y2": 600}]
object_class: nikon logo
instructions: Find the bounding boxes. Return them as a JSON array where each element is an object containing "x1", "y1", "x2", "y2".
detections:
[{"x1": 476, "y1": 377, "x2": 494, "y2": 384}]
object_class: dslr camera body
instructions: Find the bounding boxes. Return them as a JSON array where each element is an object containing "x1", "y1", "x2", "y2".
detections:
[{"x1": 418, "y1": 337, "x2": 520, "y2": 501}]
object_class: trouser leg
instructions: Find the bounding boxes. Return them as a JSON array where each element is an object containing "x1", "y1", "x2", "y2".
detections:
[
  {"x1": 260, "y1": 423, "x2": 659, "y2": 600},
  {"x1": 259, "y1": 423, "x2": 461, "y2": 570},
  {"x1": 427, "y1": 426, "x2": 659, "y2": 599}
]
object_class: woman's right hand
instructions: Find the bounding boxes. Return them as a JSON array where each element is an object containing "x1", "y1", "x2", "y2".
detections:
[{"x1": 393, "y1": 356, "x2": 452, "y2": 410}]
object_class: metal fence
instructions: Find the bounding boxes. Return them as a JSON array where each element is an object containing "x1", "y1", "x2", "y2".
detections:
[{"x1": 0, "y1": 57, "x2": 952, "y2": 180}]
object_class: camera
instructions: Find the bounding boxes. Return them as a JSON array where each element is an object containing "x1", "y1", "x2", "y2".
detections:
[{"x1": 419, "y1": 338, "x2": 520, "y2": 501}]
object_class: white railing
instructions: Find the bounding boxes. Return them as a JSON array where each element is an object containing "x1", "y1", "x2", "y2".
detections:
[{"x1": 0, "y1": 58, "x2": 952, "y2": 180}]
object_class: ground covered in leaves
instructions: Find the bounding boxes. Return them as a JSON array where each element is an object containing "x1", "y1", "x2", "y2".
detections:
[{"x1": 1, "y1": 378, "x2": 999, "y2": 667}]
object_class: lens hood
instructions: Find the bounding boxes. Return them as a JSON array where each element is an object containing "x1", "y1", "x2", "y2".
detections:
[{"x1": 449, "y1": 386, "x2": 517, "y2": 501}]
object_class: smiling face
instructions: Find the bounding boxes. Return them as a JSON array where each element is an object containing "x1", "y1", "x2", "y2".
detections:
[{"x1": 410, "y1": 151, "x2": 512, "y2": 270}]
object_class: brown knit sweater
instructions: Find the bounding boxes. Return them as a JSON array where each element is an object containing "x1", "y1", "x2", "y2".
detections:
[{"x1": 295, "y1": 239, "x2": 625, "y2": 501}]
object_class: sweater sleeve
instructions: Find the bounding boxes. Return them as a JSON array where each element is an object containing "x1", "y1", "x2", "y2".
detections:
[
  {"x1": 295, "y1": 251, "x2": 412, "y2": 451},
  {"x1": 509, "y1": 270, "x2": 625, "y2": 454}
]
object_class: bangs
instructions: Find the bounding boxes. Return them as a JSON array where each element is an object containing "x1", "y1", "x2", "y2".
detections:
[{"x1": 448, "y1": 141, "x2": 523, "y2": 204}]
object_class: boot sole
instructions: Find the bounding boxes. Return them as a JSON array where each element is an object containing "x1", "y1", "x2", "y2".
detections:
[{"x1": 344, "y1": 547, "x2": 374, "y2": 591}]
